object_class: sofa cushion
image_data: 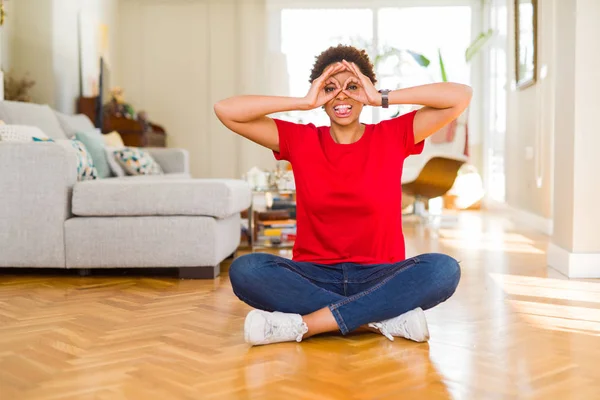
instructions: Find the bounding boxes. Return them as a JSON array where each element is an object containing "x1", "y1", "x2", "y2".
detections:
[
  {"x1": 72, "y1": 178, "x2": 251, "y2": 218},
  {"x1": 65, "y1": 214, "x2": 240, "y2": 268},
  {"x1": 55, "y1": 112, "x2": 96, "y2": 139},
  {"x1": 0, "y1": 101, "x2": 67, "y2": 139}
]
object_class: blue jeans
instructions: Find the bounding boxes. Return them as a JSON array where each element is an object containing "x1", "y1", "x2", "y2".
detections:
[{"x1": 229, "y1": 253, "x2": 460, "y2": 335}]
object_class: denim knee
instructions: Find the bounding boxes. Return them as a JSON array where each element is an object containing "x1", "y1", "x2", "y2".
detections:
[
  {"x1": 229, "y1": 253, "x2": 276, "y2": 294},
  {"x1": 418, "y1": 253, "x2": 461, "y2": 297}
]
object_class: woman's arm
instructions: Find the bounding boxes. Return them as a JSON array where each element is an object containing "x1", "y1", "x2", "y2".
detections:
[
  {"x1": 341, "y1": 60, "x2": 472, "y2": 144},
  {"x1": 214, "y1": 96, "x2": 308, "y2": 152},
  {"x1": 387, "y1": 83, "x2": 472, "y2": 144},
  {"x1": 214, "y1": 63, "x2": 346, "y2": 152}
]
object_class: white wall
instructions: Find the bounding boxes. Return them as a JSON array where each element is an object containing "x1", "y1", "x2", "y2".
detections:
[
  {"x1": 547, "y1": 0, "x2": 600, "y2": 278},
  {"x1": 551, "y1": 0, "x2": 600, "y2": 253},
  {"x1": 53, "y1": 0, "x2": 120, "y2": 113},
  {"x1": 118, "y1": 0, "x2": 276, "y2": 179},
  {"x1": 0, "y1": 0, "x2": 15, "y2": 85},
  {"x1": 571, "y1": 0, "x2": 600, "y2": 253},
  {"x1": 8, "y1": 0, "x2": 54, "y2": 105},
  {"x1": 5, "y1": 0, "x2": 119, "y2": 113},
  {"x1": 504, "y1": 0, "x2": 555, "y2": 221}
]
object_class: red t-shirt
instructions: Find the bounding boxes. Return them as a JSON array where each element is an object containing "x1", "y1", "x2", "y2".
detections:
[{"x1": 273, "y1": 110, "x2": 424, "y2": 265}]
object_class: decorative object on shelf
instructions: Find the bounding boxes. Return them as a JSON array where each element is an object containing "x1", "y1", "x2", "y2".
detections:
[
  {"x1": 244, "y1": 167, "x2": 269, "y2": 190},
  {"x1": 3, "y1": 71, "x2": 35, "y2": 102},
  {"x1": 0, "y1": 0, "x2": 6, "y2": 26},
  {"x1": 136, "y1": 110, "x2": 152, "y2": 132},
  {"x1": 515, "y1": 0, "x2": 537, "y2": 89},
  {"x1": 103, "y1": 87, "x2": 136, "y2": 119},
  {"x1": 244, "y1": 162, "x2": 296, "y2": 192},
  {"x1": 78, "y1": 84, "x2": 167, "y2": 148}
]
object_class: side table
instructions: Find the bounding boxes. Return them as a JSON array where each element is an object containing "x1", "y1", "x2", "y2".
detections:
[{"x1": 248, "y1": 188, "x2": 296, "y2": 252}]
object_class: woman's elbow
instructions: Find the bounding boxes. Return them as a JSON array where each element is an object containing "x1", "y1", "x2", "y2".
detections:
[
  {"x1": 464, "y1": 84, "x2": 473, "y2": 99},
  {"x1": 214, "y1": 100, "x2": 230, "y2": 122},
  {"x1": 214, "y1": 100, "x2": 224, "y2": 117},
  {"x1": 456, "y1": 84, "x2": 473, "y2": 108}
]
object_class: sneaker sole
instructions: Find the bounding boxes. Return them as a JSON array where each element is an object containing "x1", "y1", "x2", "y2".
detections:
[
  {"x1": 414, "y1": 307, "x2": 430, "y2": 342},
  {"x1": 244, "y1": 309, "x2": 263, "y2": 345}
]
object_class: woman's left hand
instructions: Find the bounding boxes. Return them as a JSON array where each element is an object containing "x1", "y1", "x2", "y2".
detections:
[{"x1": 341, "y1": 60, "x2": 382, "y2": 107}]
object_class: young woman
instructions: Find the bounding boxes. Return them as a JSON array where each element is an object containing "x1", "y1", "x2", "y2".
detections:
[{"x1": 214, "y1": 45, "x2": 472, "y2": 346}]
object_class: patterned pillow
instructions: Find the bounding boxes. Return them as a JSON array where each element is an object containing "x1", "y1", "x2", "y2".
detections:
[
  {"x1": 113, "y1": 147, "x2": 163, "y2": 176},
  {"x1": 0, "y1": 125, "x2": 48, "y2": 142},
  {"x1": 65, "y1": 139, "x2": 98, "y2": 180},
  {"x1": 32, "y1": 137, "x2": 98, "y2": 181}
]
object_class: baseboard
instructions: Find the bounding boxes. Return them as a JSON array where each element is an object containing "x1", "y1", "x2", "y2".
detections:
[
  {"x1": 508, "y1": 206, "x2": 553, "y2": 236},
  {"x1": 547, "y1": 242, "x2": 600, "y2": 278},
  {"x1": 482, "y1": 197, "x2": 509, "y2": 211}
]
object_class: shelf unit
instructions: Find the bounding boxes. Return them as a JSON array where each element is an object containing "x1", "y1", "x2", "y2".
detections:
[{"x1": 248, "y1": 189, "x2": 296, "y2": 252}]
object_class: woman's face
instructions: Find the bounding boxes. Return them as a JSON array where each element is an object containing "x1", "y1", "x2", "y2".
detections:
[{"x1": 323, "y1": 68, "x2": 365, "y2": 126}]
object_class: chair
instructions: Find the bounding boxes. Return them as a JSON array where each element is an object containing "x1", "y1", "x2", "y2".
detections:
[{"x1": 402, "y1": 110, "x2": 469, "y2": 218}]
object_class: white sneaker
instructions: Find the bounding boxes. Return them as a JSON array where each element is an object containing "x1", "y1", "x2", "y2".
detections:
[
  {"x1": 244, "y1": 309, "x2": 309, "y2": 346},
  {"x1": 368, "y1": 308, "x2": 430, "y2": 342}
]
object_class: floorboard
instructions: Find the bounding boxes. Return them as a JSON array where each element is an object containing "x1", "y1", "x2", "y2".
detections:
[{"x1": 1, "y1": 211, "x2": 599, "y2": 399}]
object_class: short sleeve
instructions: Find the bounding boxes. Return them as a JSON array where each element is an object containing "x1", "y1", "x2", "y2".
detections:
[
  {"x1": 272, "y1": 119, "x2": 314, "y2": 162},
  {"x1": 393, "y1": 110, "x2": 424, "y2": 156}
]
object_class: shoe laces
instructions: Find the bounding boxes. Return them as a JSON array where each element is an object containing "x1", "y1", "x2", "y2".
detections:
[
  {"x1": 266, "y1": 319, "x2": 308, "y2": 343},
  {"x1": 369, "y1": 318, "x2": 409, "y2": 342}
]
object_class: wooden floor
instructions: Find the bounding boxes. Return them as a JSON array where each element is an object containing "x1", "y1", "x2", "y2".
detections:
[{"x1": 1, "y1": 211, "x2": 600, "y2": 399}]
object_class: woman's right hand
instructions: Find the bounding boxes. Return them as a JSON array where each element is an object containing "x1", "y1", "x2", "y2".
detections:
[{"x1": 303, "y1": 63, "x2": 346, "y2": 110}]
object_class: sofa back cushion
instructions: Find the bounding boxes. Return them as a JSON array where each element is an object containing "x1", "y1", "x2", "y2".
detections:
[
  {"x1": 0, "y1": 101, "x2": 68, "y2": 140},
  {"x1": 55, "y1": 111, "x2": 96, "y2": 139}
]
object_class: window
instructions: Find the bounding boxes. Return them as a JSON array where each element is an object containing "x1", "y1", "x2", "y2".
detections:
[
  {"x1": 280, "y1": 8, "x2": 373, "y2": 125},
  {"x1": 279, "y1": 5, "x2": 473, "y2": 125},
  {"x1": 377, "y1": 7, "x2": 472, "y2": 120}
]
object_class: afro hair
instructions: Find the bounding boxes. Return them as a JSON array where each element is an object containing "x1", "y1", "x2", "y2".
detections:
[{"x1": 309, "y1": 44, "x2": 377, "y2": 84}]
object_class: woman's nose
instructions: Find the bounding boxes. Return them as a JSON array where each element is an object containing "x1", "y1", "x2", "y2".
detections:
[{"x1": 336, "y1": 90, "x2": 348, "y2": 100}]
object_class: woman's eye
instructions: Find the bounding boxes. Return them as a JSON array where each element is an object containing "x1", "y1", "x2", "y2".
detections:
[
  {"x1": 347, "y1": 84, "x2": 358, "y2": 91},
  {"x1": 325, "y1": 86, "x2": 335, "y2": 93}
]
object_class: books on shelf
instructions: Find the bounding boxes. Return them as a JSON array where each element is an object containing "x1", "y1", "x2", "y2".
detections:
[{"x1": 258, "y1": 219, "x2": 296, "y2": 228}]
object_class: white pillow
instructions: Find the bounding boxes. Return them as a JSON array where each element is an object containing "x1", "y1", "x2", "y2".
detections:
[
  {"x1": 105, "y1": 146, "x2": 126, "y2": 177},
  {"x1": 0, "y1": 125, "x2": 48, "y2": 142}
]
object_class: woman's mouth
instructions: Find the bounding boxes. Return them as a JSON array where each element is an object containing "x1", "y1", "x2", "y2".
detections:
[{"x1": 333, "y1": 104, "x2": 353, "y2": 118}]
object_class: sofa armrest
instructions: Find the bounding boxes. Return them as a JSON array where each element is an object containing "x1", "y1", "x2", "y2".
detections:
[
  {"x1": 0, "y1": 143, "x2": 77, "y2": 267},
  {"x1": 145, "y1": 148, "x2": 190, "y2": 174}
]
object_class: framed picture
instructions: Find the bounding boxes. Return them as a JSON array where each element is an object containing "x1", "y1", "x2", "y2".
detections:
[{"x1": 515, "y1": 0, "x2": 537, "y2": 89}]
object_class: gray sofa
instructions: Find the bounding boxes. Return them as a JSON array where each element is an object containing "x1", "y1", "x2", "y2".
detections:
[{"x1": 0, "y1": 101, "x2": 251, "y2": 278}]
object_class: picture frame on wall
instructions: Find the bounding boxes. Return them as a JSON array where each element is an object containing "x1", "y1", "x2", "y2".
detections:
[{"x1": 515, "y1": 0, "x2": 537, "y2": 89}]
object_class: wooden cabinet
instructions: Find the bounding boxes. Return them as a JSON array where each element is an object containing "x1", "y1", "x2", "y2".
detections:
[{"x1": 77, "y1": 96, "x2": 167, "y2": 147}]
